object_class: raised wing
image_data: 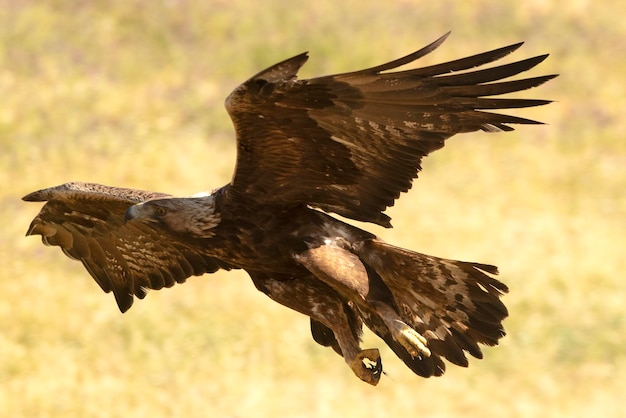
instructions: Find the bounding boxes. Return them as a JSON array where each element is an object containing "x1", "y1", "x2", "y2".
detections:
[
  {"x1": 23, "y1": 182, "x2": 230, "y2": 312},
  {"x1": 226, "y1": 33, "x2": 557, "y2": 227}
]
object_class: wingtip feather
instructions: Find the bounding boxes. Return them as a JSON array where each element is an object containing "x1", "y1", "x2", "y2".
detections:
[
  {"x1": 114, "y1": 292, "x2": 134, "y2": 313},
  {"x1": 22, "y1": 190, "x2": 44, "y2": 202},
  {"x1": 249, "y1": 51, "x2": 310, "y2": 83}
]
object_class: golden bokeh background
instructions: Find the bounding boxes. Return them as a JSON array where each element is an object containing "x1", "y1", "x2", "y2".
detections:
[{"x1": 2, "y1": 1, "x2": 624, "y2": 416}]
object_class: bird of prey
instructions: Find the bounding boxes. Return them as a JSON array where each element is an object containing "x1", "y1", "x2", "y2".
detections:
[{"x1": 24, "y1": 33, "x2": 556, "y2": 385}]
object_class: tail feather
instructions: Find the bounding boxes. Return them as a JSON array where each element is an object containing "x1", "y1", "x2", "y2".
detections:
[
  {"x1": 450, "y1": 326, "x2": 483, "y2": 359},
  {"x1": 387, "y1": 336, "x2": 447, "y2": 377},
  {"x1": 429, "y1": 336, "x2": 468, "y2": 367},
  {"x1": 356, "y1": 239, "x2": 508, "y2": 374}
]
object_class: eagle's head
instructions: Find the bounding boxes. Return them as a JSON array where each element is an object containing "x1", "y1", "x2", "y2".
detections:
[{"x1": 124, "y1": 193, "x2": 220, "y2": 238}]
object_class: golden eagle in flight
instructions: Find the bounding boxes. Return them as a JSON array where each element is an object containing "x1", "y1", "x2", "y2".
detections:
[{"x1": 24, "y1": 33, "x2": 556, "y2": 385}]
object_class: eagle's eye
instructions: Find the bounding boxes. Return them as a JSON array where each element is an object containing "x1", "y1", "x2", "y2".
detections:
[{"x1": 153, "y1": 206, "x2": 167, "y2": 217}]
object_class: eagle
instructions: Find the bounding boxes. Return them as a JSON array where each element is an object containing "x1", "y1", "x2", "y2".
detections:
[{"x1": 24, "y1": 33, "x2": 556, "y2": 385}]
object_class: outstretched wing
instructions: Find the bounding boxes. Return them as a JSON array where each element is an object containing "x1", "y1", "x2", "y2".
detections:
[
  {"x1": 23, "y1": 182, "x2": 230, "y2": 312},
  {"x1": 226, "y1": 33, "x2": 557, "y2": 227}
]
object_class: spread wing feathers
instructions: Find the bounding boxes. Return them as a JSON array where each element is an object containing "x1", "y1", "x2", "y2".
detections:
[
  {"x1": 226, "y1": 32, "x2": 557, "y2": 227},
  {"x1": 356, "y1": 239, "x2": 508, "y2": 376},
  {"x1": 23, "y1": 182, "x2": 230, "y2": 312}
]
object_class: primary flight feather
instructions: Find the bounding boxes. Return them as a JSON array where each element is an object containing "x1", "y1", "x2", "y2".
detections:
[{"x1": 24, "y1": 33, "x2": 556, "y2": 385}]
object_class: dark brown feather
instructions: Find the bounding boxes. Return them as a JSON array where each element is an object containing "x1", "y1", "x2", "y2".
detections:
[
  {"x1": 23, "y1": 182, "x2": 231, "y2": 312},
  {"x1": 226, "y1": 34, "x2": 556, "y2": 227},
  {"x1": 355, "y1": 239, "x2": 508, "y2": 372}
]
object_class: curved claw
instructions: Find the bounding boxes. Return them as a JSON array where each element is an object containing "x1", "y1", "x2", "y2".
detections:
[{"x1": 349, "y1": 348, "x2": 382, "y2": 386}]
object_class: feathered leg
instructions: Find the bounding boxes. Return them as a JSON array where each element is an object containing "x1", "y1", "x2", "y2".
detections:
[
  {"x1": 248, "y1": 271, "x2": 383, "y2": 385},
  {"x1": 295, "y1": 244, "x2": 432, "y2": 360}
]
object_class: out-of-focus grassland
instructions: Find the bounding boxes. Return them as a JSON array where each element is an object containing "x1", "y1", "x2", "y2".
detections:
[{"x1": 2, "y1": 1, "x2": 624, "y2": 417}]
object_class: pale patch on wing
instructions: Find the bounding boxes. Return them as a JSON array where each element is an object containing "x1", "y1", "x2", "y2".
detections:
[
  {"x1": 329, "y1": 135, "x2": 358, "y2": 148},
  {"x1": 190, "y1": 191, "x2": 213, "y2": 197}
]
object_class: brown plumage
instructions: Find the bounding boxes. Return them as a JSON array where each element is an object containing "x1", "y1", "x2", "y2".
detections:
[{"x1": 24, "y1": 33, "x2": 556, "y2": 385}]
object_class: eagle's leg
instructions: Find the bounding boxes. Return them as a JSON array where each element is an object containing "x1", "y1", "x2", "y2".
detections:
[
  {"x1": 249, "y1": 272, "x2": 382, "y2": 385},
  {"x1": 311, "y1": 319, "x2": 382, "y2": 385},
  {"x1": 332, "y1": 325, "x2": 383, "y2": 386},
  {"x1": 372, "y1": 302, "x2": 431, "y2": 358},
  {"x1": 296, "y1": 244, "x2": 431, "y2": 359}
]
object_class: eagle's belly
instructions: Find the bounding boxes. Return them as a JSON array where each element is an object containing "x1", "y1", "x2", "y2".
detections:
[{"x1": 212, "y1": 203, "x2": 374, "y2": 275}]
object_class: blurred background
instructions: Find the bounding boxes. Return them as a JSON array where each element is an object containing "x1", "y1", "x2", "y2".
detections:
[{"x1": 2, "y1": 0, "x2": 624, "y2": 417}]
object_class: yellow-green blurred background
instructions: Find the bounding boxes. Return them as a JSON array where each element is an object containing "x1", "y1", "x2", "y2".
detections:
[{"x1": 2, "y1": 1, "x2": 624, "y2": 417}]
